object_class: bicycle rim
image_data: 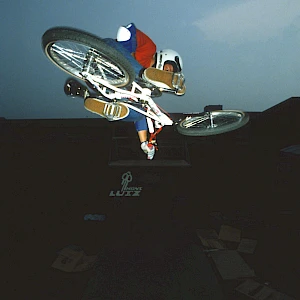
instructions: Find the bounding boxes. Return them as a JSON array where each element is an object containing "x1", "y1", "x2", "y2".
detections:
[
  {"x1": 177, "y1": 110, "x2": 249, "y2": 136},
  {"x1": 45, "y1": 40, "x2": 131, "y2": 87}
]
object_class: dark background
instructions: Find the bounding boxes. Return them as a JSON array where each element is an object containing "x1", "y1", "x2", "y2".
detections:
[{"x1": 2, "y1": 98, "x2": 299, "y2": 299}]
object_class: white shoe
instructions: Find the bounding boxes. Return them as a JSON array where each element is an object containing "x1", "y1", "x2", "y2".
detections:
[{"x1": 141, "y1": 141, "x2": 155, "y2": 160}]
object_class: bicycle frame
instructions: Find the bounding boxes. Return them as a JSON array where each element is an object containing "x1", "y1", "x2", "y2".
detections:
[{"x1": 82, "y1": 72, "x2": 174, "y2": 143}]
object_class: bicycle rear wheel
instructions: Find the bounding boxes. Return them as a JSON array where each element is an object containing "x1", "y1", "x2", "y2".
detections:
[
  {"x1": 177, "y1": 110, "x2": 249, "y2": 136},
  {"x1": 42, "y1": 27, "x2": 135, "y2": 88}
]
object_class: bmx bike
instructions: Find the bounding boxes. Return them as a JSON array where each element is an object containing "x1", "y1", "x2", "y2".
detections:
[{"x1": 41, "y1": 27, "x2": 249, "y2": 141}]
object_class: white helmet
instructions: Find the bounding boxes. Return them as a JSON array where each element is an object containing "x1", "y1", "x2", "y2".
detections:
[{"x1": 154, "y1": 49, "x2": 183, "y2": 72}]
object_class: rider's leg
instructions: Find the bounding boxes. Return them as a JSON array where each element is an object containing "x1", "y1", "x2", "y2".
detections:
[
  {"x1": 135, "y1": 118, "x2": 155, "y2": 160},
  {"x1": 137, "y1": 129, "x2": 148, "y2": 144},
  {"x1": 134, "y1": 117, "x2": 148, "y2": 142}
]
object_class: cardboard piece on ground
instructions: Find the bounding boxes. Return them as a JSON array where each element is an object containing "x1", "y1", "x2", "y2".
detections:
[
  {"x1": 51, "y1": 247, "x2": 97, "y2": 272},
  {"x1": 210, "y1": 250, "x2": 255, "y2": 280},
  {"x1": 235, "y1": 279, "x2": 296, "y2": 300},
  {"x1": 237, "y1": 238, "x2": 258, "y2": 254},
  {"x1": 218, "y1": 225, "x2": 242, "y2": 242},
  {"x1": 196, "y1": 229, "x2": 226, "y2": 249}
]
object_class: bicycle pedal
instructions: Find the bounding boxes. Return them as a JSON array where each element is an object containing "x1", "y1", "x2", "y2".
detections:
[{"x1": 172, "y1": 72, "x2": 185, "y2": 90}]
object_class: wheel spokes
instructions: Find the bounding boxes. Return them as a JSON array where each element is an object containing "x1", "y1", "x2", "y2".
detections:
[
  {"x1": 183, "y1": 115, "x2": 209, "y2": 128},
  {"x1": 50, "y1": 42, "x2": 126, "y2": 82},
  {"x1": 183, "y1": 112, "x2": 243, "y2": 130},
  {"x1": 51, "y1": 43, "x2": 86, "y2": 70}
]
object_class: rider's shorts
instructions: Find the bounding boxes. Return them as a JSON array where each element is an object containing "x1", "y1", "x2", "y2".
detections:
[
  {"x1": 121, "y1": 109, "x2": 147, "y2": 132},
  {"x1": 134, "y1": 117, "x2": 147, "y2": 132}
]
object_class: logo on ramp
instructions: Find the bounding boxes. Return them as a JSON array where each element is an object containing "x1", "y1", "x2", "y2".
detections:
[{"x1": 109, "y1": 171, "x2": 142, "y2": 197}]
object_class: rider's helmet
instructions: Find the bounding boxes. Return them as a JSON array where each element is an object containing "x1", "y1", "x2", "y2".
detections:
[{"x1": 153, "y1": 49, "x2": 183, "y2": 73}]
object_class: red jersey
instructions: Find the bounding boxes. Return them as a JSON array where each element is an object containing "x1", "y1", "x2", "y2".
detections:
[{"x1": 134, "y1": 29, "x2": 156, "y2": 68}]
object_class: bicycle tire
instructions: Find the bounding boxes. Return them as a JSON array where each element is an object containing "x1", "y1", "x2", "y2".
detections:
[
  {"x1": 176, "y1": 110, "x2": 249, "y2": 136},
  {"x1": 42, "y1": 27, "x2": 135, "y2": 88}
]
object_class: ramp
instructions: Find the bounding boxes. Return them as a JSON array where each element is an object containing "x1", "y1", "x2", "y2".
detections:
[{"x1": 109, "y1": 137, "x2": 191, "y2": 167}]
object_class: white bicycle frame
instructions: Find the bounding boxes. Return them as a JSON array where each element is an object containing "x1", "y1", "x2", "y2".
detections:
[{"x1": 82, "y1": 72, "x2": 173, "y2": 134}]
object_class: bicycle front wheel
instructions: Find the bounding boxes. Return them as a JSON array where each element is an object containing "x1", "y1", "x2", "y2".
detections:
[
  {"x1": 42, "y1": 27, "x2": 135, "y2": 88},
  {"x1": 177, "y1": 110, "x2": 249, "y2": 136}
]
